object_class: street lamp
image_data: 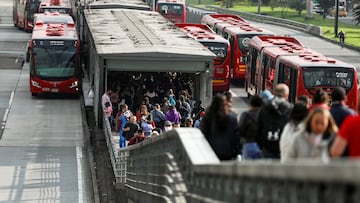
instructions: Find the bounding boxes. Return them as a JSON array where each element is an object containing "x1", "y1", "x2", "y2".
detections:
[{"x1": 334, "y1": 0, "x2": 339, "y2": 37}]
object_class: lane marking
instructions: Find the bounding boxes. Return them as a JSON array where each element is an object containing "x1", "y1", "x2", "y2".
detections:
[
  {"x1": 9, "y1": 91, "x2": 14, "y2": 107},
  {"x1": 3, "y1": 109, "x2": 9, "y2": 122},
  {"x1": 76, "y1": 146, "x2": 84, "y2": 203}
]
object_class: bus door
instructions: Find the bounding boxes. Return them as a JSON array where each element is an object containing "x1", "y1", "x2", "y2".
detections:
[
  {"x1": 264, "y1": 59, "x2": 275, "y2": 91},
  {"x1": 277, "y1": 63, "x2": 298, "y2": 103},
  {"x1": 246, "y1": 47, "x2": 258, "y2": 95},
  {"x1": 255, "y1": 49, "x2": 264, "y2": 94},
  {"x1": 228, "y1": 35, "x2": 235, "y2": 79}
]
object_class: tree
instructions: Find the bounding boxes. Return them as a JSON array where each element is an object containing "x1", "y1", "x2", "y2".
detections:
[
  {"x1": 318, "y1": 0, "x2": 333, "y2": 20},
  {"x1": 288, "y1": 0, "x2": 306, "y2": 16},
  {"x1": 354, "y1": 4, "x2": 360, "y2": 24}
]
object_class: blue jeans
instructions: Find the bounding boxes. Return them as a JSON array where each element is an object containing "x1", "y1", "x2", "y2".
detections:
[
  {"x1": 242, "y1": 142, "x2": 260, "y2": 160},
  {"x1": 119, "y1": 135, "x2": 126, "y2": 148}
]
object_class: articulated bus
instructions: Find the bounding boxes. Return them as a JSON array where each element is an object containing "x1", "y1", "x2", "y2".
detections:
[
  {"x1": 28, "y1": 14, "x2": 80, "y2": 96},
  {"x1": 246, "y1": 35, "x2": 304, "y2": 96},
  {"x1": 155, "y1": 0, "x2": 186, "y2": 23},
  {"x1": 247, "y1": 40, "x2": 358, "y2": 109},
  {"x1": 38, "y1": 0, "x2": 75, "y2": 17},
  {"x1": 176, "y1": 23, "x2": 231, "y2": 92},
  {"x1": 13, "y1": 0, "x2": 41, "y2": 31}
]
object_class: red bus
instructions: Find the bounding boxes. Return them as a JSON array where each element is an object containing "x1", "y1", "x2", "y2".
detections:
[
  {"x1": 28, "y1": 15, "x2": 80, "y2": 96},
  {"x1": 13, "y1": 0, "x2": 41, "y2": 31},
  {"x1": 246, "y1": 35, "x2": 304, "y2": 96},
  {"x1": 176, "y1": 23, "x2": 231, "y2": 92},
  {"x1": 247, "y1": 41, "x2": 358, "y2": 109},
  {"x1": 38, "y1": 0, "x2": 75, "y2": 17},
  {"x1": 155, "y1": 0, "x2": 186, "y2": 23}
]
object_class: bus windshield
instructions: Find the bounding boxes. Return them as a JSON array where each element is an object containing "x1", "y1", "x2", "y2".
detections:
[
  {"x1": 201, "y1": 42, "x2": 228, "y2": 59},
  {"x1": 158, "y1": 3, "x2": 183, "y2": 15},
  {"x1": 33, "y1": 45, "x2": 76, "y2": 78},
  {"x1": 302, "y1": 67, "x2": 354, "y2": 89},
  {"x1": 27, "y1": 1, "x2": 41, "y2": 19},
  {"x1": 237, "y1": 34, "x2": 260, "y2": 53},
  {"x1": 39, "y1": 7, "x2": 71, "y2": 14}
]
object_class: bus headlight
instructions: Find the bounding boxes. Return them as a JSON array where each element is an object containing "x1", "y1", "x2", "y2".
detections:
[
  {"x1": 31, "y1": 80, "x2": 41, "y2": 88},
  {"x1": 69, "y1": 81, "x2": 78, "y2": 89}
]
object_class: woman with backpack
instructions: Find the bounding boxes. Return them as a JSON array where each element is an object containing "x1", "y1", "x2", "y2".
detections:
[{"x1": 238, "y1": 95, "x2": 263, "y2": 160}]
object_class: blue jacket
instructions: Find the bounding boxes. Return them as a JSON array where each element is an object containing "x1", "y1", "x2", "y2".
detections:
[{"x1": 330, "y1": 103, "x2": 357, "y2": 127}]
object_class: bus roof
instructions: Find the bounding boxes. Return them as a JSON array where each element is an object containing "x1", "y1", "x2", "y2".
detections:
[
  {"x1": 201, "y1": 14, "x2": 248, "y2": 26},
  {"x1": 31, "y1": 21, "x2": 78, "y2": 40},
  {"x1": 278, "y1": 54, "x2": 355, "y2": 69},
  {"x1": 86, "y1": 0, "x2": 149, "y2": 10},
  {"x1": 263, "y1": 45, "x2": 314, "y2": 59},
  {"x1": 84, "y1": 9, "x2": 215, "y2": 71},
  {"x1": 34, "y1": 13, "x2": 73, "y2": 25},
  {"x1": 223, "y1": 24, "x2": 275, "y2": 36},
  {"x1": 157, "y1": 0, "x2": 185, "y2": 4},
  {"x1": 249, "y1": 35, "x2": 304, "y2": 51},
  {"x1": 175, "y1": 23, "x2": 229, "y2": 44}
]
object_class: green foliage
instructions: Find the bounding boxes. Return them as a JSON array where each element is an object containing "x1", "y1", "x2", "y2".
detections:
[
  {"x1": 287, "y1": 0, "x2": 305, "y2": 16},
  {"x1": 318, "y1": 0, "x2": 333, "y2": 20}
]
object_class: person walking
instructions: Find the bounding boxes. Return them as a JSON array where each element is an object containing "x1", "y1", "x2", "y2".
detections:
[
  {"x1": 200, "y1": 94, "x2": 239, "y2": 160},
  {"x1": 151, "y1": 103, "x2": 166, "y2": 129},
  {"x1": 238, "y1": 95, "x2": 263, "y2": 160},
  {"x1": 280, "y1": 102, "x2": 309, "y2": 162},
  {"x1": 165, "y1": 105, "x2": 182, "y2": 124},
  {"x1": 284, "y1": 108, "x2": 337, "y2": 162},
  {"x1": 330, "y1": 87, "x2": 357, "y2": 128},
  {"x1": 118, "y1": 104, "x2": 130, "y2": 148},
  {"x1": 123, "y1": 116, "x2": 139, "y2": 144},
  {"x1": 256, "y1": 84, "x2": 292, "y2": 159},
  {"x1": 338, "y1": 30, "x2": 346, "y2": 48}
]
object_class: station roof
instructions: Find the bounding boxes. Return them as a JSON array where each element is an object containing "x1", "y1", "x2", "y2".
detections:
[
  {"x1": 85, "y1": 9, "x2": 216, "y2": 72},
  {"x1": 86, "y1": 0, "x2": 149, "y2": 10}
]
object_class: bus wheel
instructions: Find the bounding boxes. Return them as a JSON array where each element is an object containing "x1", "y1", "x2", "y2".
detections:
[{"x1": 31, "y1": 93, "x2": 38, "y2": 97}]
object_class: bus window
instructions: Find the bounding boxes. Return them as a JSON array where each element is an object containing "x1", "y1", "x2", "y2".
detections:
[
  {"x1": 302, "y1": 67, "x2": 353, "y2": 89},
  {"x1": 279, "y1": 64, "x2": 298, "y2": 102}
]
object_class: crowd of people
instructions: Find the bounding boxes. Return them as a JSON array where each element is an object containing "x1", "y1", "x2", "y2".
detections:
[{"x1": 102, "y1": 78, "x2": 360, "y2": 162}]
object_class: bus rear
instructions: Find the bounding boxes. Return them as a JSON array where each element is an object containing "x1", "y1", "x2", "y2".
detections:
[
  {"x1": 29, "y1": 20, "x2": 80, "y2": 96},
  {"x1": 176, "y1": 23, "x2": 231, "y2": 92},
  {"x1": 13, "y1": 0, "x2": 41, "y2": 31},
  {"x1": 279, "y1": 55, "x2": 358, "y2": 110},
  {"x1": 222, "y1": 25, "x2": 274, "y2": 81},
  {"x1": 156, "y1": 0, "x2": 186, "y2": 23}
]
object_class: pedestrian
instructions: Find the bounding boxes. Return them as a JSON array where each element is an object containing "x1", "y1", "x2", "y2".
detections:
[
  {"x1": 165, "y1": 105, "x2": 182, "y2": 124},
  {"x1": 123, "y1": 116, "x2": 139, "y2": 144},
  {"x1": 140, "y1": 114, "x2": 154, "y2": 138},
  {"x1": 309, "y1": 89, "x2": 330, "y2": 111},
  {"x1": 161, "y1": 97, "x2": 170, "y2": 114},
  {"x1": 256, "y1": 83, "x2": 292, "y2": 159},
  {"x1": 260, "y1": 90, "x2": 274, "y2": 103},
  {"x1": 298, "y1": 95, "x2": 310, "y2": 109},
  {"x1": 330, "y1": 87, "x2": 357, "y2": 128},
  {"x1": 128, "y1": 129, "x2": 146, "y2": 146},
  {"x1": 338, "y1": 30, "x2": 346, "y2": 47},
  {"x1": 185, "y1": 117, "x2": 193, "y2": 127},
  {"x1": 200, "y1": 94, "x2": 239, "y2": 160},
  {"x1": 179, "y1": 95, "x2": 192, "y2": 117},
  {"x1": 191, "y1": 100, "x2": 205, "y2": 121},
  {"x1": 118, "y1": 104, "x2": 130, "y2": 148},
  {"x1": 102, "y1": 89, "x2": 112, "y2": 110},
  {"x1": 164, "y1": 120, "x2": 173, "y2": 132},
  {"x1": 280, "y1": 102, "x2": 309, "y2": 162},
  {"x1": 331, "y1": 115, "x2": 360, "y2": 157},
  {"x1": 238, "y1": 95, "x2": 263, "y2": 160},
  {"x1": 194, "y1": 111, "x2": 205, "y2": 129},
  {"x1": 151, "y1": 103, "x2": 166, "y2": 129},
  {"x1": 284, "y1": 108, "x2": 337, "y2": 161}
]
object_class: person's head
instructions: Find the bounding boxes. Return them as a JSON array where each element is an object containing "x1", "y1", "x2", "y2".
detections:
[
  {"x1": 163, "y1": 97, "x2": 169, "y2": 104},
  {"x1": 305, "y1": 108, "x2": 337, "y2": 136},
  {"x1": 179, "y1": 95, "x2": 185, "y2": 102},
  {"x1": 164, "y1": 121, "x2": 173, "y2": 132},
  {"x1": 313, "y1": 89, "x2": 329, "y2": 104},
  {"x1": 249, "y1": 95, "x2": 263, "y2": 109},
  {"x1": 223, "y1": 91, "x2": 233, "y2": 106},
  {"x1": 260, "y1": 90, "x2": 274, "y2": 102},
  {"x1": 298, "y1": 95, "x2": 310, "y2": 108},
  {"x1": 209, "y1": 94, "x2": 228, "y2": 115},
  {"x1": 290, "y1": 102, "x2": 309, "y2": 125},
  {"x1": 129, "y1": 116, "x2": 137, "y2": 124},
  {"x1": 175, "y1": 100, "x2": 182, "y2": 110},
  {"x1": 185, "y1": 118, "x2": 193, "y2": 127},
  {"x1": 168, "y1": 105, "x2": 175, "y2": 110},
  {"x1": 143, "y1": 97, "x2": 150, "y2": 105},
  {"x1": 199, "y1": 111, "x2": 205, "y2": 118},
  {"x1": 136, "y1": 129, "x2": 144, "y2": 138},
  {"x1": 173, "y1": 122, "x2": 181, "y2": 128},
  {"x1": 274, "y1": 83, "x2": 289, "y2": 99},
  {"x1": 154, "y1": 103, "x2": 161, "y2": 110},
  {"x1": 153, "y1": 128, "x2": 162, "y2": 135},
  {"x1": 119, "y1": 104, "x2": 128, "y2": 112},
  {"x1": 150, "y1": 131, "x2": 159, "y2": 138},
  {"x1": 331, "y1": 87, "x2": 346, "y2": 103},
  {"x1": 106, "y1": 89, "x2": 112, "y2": 95},
  {"x1": 139, "y1": 105, "x2": 147, "y2": 114},
  {"x1": 195, "y1": 100, "x2": 202, "y2": 108}
]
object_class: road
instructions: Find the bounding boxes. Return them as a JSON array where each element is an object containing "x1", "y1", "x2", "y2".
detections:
[{"x1": 0, "y1": 0, "x2": 94, "y2": 202}]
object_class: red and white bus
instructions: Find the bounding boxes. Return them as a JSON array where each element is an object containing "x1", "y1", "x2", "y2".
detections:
[
  {"x1": 155, "y1": 0, "x2": 186, "y2": 23},
  {"x1": 247, "y1": 40, "x2": 358, "y2": 109},
  {"x1": 246, "y1": 35, "x2": 304, "y2": 96},
  {"x1": 176, "y1": 23, "x2": 231, "y2": 92},
  {"x1": 13, "y1": 0, "x2": 41, "y2": 31},
  {"x1": 38, "y1": 0, "x2": 75, "y2": 17},
  {"x1": 28, "y1": 15, "x2": 80, "y2": 96}
]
